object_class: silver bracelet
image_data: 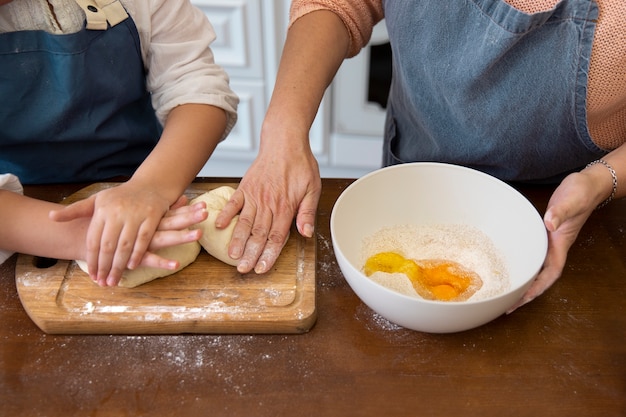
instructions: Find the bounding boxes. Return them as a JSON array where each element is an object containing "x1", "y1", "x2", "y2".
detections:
[{"x1": 586, "y1": 159, "x2": 617, "y2": 209}]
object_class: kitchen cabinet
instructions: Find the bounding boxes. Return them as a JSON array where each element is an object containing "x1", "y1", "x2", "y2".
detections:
[{"x1": 193, "y1": 0, "x2": 386, "y2": 178}]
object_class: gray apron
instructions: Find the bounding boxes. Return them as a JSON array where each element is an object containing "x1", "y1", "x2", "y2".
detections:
[{"x1": 382, "y1": 0, "x2": 602, "y2": 182}]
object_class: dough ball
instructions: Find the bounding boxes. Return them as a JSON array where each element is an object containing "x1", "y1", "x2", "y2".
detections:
[
  {"x1": 76, "y1": 241, "x2": 201, "y2": 288},
  {"x1": 190, "y1": 186, "x2": 239, "y2": 266}
]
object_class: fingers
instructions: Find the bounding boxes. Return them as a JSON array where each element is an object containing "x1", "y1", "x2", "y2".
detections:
[
  {"x1": 89, "y1": 220, "x2": 137, "y2": 287},
  {"x1": 248, "y1": 189, "x2": 321, "y2": 273},
  {"x1": 84, "y1": 192, "x2": 205, "y2": 287},
  {"x1": 224, "y1": 190, "x2": 292, "y2": 274},
  {"x1": 223, "y1": 177, "x2": 321, "y2": 274},
  {"x1": 90, "y1": 217, "x2": 203, "y2": 287},
  {"x1": 87, "y1": 214, "x2": 159, "y2": 287},
  {"x1": 233, "y1": 201, "x2": 309, "y2": 274},
  {"x1": 506, "y1": 260, "x2": 563, "y2": 314},
  {"x1": 253, "y1": 220, "x2": 292, "y2": 274},
  {"x1": 137, "y1": 251, "x2": 180, "y2": 271},
  {"x1": 92, "y1": 252, "x2": 181, "y2": 286},
  {"x1": 506, "y1": 214, "x2": 570, "y2": 313},
  {"x1": 216, "y1": 189, "x2": 244, "y2": 229},
  {"x1": 231, "y1": 201, "x2": 269, "y2": 274},
  {"x1": 85, "y1": 217, "x2": 105, "y2": 282},
  {"x1": 159, "y1": 201, "x2": 207, "y2": 231},
  {"x1": 125, "y1": 218, "x2": 159, "y2": 272},
  {"x1": 148, "y1": 228, "x2": 202, "y2": 251},
  {"x1": 295, "y1": 188, "x2": 321, "y2": 238},
  {"x1": 220, "y1": 189, "x2": 251, "y2": 261}
]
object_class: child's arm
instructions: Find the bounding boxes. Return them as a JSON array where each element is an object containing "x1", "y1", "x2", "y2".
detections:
[
  {"x1": 2, "y1": 189, "x2": 208, "y2": 271},
  {"x1": 0, "y1": 190, "x2": 88, "y2": 261},
  {"x1": 51, "y1": 1, "x2": 237, "y2": 286},
  {"x1": 51, "y1": 104, "x2": 226, "y2": 286}
]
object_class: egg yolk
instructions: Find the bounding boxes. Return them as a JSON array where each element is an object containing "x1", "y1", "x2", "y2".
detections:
[{"x1": 363, "y1": 252, "x2": 482, "y2": 302}]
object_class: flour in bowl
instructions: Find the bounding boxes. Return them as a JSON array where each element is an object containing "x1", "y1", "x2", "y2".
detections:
[{"x1": 361, "y1": 224, "x2": 509, "y2": 301}]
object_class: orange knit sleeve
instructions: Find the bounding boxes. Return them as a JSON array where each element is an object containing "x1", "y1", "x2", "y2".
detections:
[{"x1": 289, "y1": 0, "x2": 385, "y2": 58}]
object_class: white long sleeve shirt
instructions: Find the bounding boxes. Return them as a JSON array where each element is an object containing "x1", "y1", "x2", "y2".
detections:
[
  {"x1": 0, "y1": 0, "x2": 239, "y2": 264},
  {"x1": 0, "y1": 174, "x2": 23, "y2": 265}
]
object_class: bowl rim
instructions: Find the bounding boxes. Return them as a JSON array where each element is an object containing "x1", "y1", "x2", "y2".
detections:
[{"x1": 330, "y1": 162, "x2": 548, "y2": 306}]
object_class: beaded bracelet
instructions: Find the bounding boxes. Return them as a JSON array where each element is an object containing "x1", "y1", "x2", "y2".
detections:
[{"x1": 586, "y1": 159, "x2": 617, "y2": 209}]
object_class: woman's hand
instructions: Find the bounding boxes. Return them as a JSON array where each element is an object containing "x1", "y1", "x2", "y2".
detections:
[
  {"x1": 216, "y1": 140, "x2": 322, "y2": 275},
  {"x1": 508, "y1": 169, "x2": 605, "y2": 312}
]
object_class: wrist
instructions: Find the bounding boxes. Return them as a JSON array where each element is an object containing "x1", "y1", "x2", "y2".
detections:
[
  {"x1": 584, "y1": 159, "x2": 618, "y2": 209},
  {"x1": 259, "y1": 118, "x2": 312, "y2": 154}
]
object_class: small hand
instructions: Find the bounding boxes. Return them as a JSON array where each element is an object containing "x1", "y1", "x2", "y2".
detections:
[
  {"x1": 51, "y1": 184, "x2": 177, "y2": 286},
  {"x1": 131, "y1": 198, "x2": 208, "y2": 272}
]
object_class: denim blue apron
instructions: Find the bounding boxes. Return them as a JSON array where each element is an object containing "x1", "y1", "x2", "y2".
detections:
[
  {"x1": 382, "y1": 0, "x2": 602, "y2": 182},
  {"x1": 0, "y1": 6, "x2": 161, "y2": 184}
]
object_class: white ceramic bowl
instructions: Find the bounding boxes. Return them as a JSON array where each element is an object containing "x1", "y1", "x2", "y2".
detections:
[{"x1": 330, "y1": 162, "x2": 548, "y2": 333}]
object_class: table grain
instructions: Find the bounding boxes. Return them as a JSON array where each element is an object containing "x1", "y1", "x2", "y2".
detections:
[{"x1": 1, "y1": 178, "x2": 625, "y2": 417}]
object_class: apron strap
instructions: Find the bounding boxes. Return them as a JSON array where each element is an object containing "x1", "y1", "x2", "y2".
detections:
[{"x1": 74, "y1": 0, "x2": 129, "y2": 30}]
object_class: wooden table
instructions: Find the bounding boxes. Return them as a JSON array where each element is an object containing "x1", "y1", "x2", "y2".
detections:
[{"x1": 1, "y1": 178, "x2": 624, "y2": 417}]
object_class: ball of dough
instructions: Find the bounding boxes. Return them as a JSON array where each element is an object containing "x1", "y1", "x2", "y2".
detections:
[
  {"x1": 190, "y1": 186, "x2": 239, "y2": 266},
  {"x1": 76, "y1": 241, "x2": 201, "y2": 288}
]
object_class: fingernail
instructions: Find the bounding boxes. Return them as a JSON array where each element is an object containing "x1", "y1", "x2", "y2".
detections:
[
  {"x1": 254, "y1": 260, "x2": 267, "y2": 274},
  {"x1": 302, "y1": 224, "x2": 314, "y2": 238},
  {"x1": 237, "y1": 260, "x2": 249, "y2": 273},
  {"x1": 230, "y1": 247, "x2": 242, "y2": 258}
]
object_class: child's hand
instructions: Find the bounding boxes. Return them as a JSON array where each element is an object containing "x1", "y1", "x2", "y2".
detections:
[
  {"x1": 50, "y1": 185, "x2": 201, "y2": 286},
  {"x1": 131, "y1": 197, "x2": 208, "y2": 272}
]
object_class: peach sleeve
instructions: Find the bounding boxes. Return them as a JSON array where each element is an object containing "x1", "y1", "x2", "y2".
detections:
[{"x1": 289, "y1": 0, "x2": 384, "y2": 58}]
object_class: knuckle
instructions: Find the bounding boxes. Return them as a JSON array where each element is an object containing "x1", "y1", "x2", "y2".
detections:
[
  {"x1": 267, "y1": 230, "x2": 287, "y2": 245},
  {"x1": 250, "y1": 225, "x2": 269, "y2": 240},
  {"x1": 100, "y1": 240, "x2": 117, "y2": 254},
  {"x1": 236, "y1": 215, "x2": 255, "y2": 230},
  {"x1": 120, "y1": 239, "x2": 134, "y2": 251}
]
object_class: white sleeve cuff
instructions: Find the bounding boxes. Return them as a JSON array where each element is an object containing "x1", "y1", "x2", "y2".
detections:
[{"x1": 0, "y1": 174, "x2": 23, "y2": 264}]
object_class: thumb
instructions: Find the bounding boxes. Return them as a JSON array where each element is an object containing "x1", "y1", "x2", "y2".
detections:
[
  {"x1": 49, "y1": 196, "x2": 95, "y2": 222},
  {"x1": 543, "y1": 208, "x2": 560, "y2": 233},
  {"x1": 169, "y1": 195, "x2": 189, "y2": 210},
  {"x1": 295, "y1": 191, "x2": 320, "y2": 238}
]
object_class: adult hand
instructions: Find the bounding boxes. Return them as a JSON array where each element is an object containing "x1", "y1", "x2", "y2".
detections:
[
  {"x1": 216, "y1": 142, "x2": 322, "y2": 274},
  {"x1": 50, "y1": 184, "x2": 194, "y2": 286},
  {"x1": 507, "y1": 171, "x2": 598, "y2": 312}
]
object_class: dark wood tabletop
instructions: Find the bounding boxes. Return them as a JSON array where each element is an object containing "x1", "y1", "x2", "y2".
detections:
[{"x1": 1, "y1": 178, "x2": 625, "y2": 417}]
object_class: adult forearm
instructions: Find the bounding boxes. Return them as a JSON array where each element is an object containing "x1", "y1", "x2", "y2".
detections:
[{"x1": 260, "y1": 10, "x2": 350, "y2": 150}]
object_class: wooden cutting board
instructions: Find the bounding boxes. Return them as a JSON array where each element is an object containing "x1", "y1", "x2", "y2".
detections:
[{"x1": 15, "y1": 183, "x2": 316, "y2": 334}]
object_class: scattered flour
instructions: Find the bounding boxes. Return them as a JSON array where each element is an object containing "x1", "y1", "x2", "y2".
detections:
[{"x1": 361, "y1": 224, "x2": 509, "y2": 301}]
